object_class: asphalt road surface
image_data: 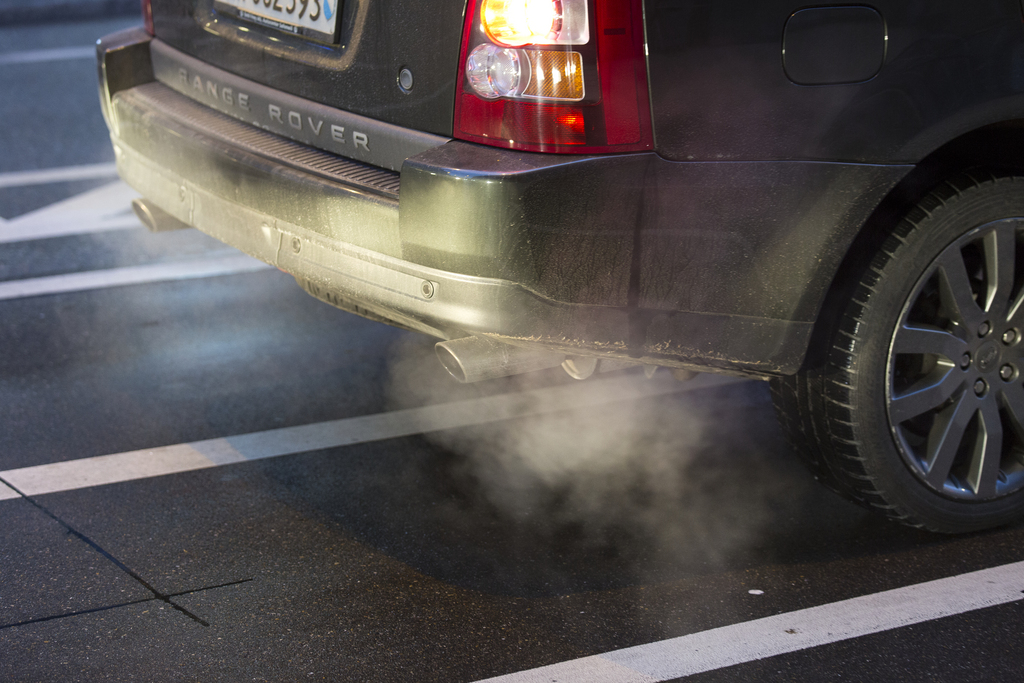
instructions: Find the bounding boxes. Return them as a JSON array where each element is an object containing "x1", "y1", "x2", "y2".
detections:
[{"x1": 2, "y1": 16, "x2": 1023, "y2": 683}]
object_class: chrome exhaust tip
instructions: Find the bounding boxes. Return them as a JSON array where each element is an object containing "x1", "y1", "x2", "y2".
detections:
[
  {"x1": 435, "y1": 337, "x2": 565, "y2": 383},
  {"x1": 131, "y1": 198, "x2": 190, "y2": 233}
]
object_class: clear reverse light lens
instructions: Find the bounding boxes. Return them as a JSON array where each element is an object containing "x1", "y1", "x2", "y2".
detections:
[{"x1": 466, "y1": 44, "x2": 530, "y2": 99}]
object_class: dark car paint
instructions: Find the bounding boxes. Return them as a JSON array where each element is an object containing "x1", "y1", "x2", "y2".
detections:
[
  {"x1": 646, "y1": 0, "x2": 1024, "y2": 163},
  {"x1": 400, "y1": 144, "x2": 908, "y2": 367},
  {"x1": 102, "y1": 1, "x2": 1024, "y2": 377},
  {"x1": 149, "y1": 0, "x2": 466, "y2": 137},
  {"x1": 782, "y1": 7, "x2": 887, "y2": 87}
]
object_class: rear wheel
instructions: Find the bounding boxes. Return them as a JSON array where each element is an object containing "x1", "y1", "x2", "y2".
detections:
[{"x1": 771, "y1": 173, "x2": 1024, "y2": 532}]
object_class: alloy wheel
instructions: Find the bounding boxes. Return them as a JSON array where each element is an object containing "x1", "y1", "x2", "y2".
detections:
[{"x1": 887, "y1": 218, "x2": 1024, "y2": 500}]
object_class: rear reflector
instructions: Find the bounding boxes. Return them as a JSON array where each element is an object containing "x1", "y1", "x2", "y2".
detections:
[{"x1": 457, "y1": 97, "x2": 586, "y2": 145}]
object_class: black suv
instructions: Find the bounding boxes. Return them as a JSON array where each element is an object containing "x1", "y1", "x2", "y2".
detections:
[{"x1": 98, "y1": 1, "x2": 1024, "y2": 532}]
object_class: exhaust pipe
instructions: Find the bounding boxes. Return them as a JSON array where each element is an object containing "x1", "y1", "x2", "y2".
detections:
[
  {"x1": 436, "y1": 338, "x2": 699, "y2": 383},
  {"x1": 131, "y1": 199, "x2": 191, "y2": 233},
  {"x1": 436, "y1": 337, "x2": 565, "y2": 383},
  {"x1": 562, "y1": 356, "x2": 642, "y2": 379}
]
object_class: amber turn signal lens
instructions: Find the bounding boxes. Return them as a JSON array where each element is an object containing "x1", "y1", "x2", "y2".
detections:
[{"x1": 521, "y1": 50, "x2": 583, "y2": 100}]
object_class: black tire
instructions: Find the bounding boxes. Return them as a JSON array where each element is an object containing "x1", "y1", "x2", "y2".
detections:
[{"x1": 771, "y1": 172, "x2": 1024, "y2": 532}]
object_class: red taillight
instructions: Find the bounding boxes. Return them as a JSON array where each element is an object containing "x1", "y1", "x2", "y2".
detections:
[
  {"x1": 142, "y1": 0, "x2": 154, "y2": 35},
  {"x1": 460, "y1": 99, "x2": 587, "y2": 145},
  {"x1": 454, "y1": 0, "x2": 652, "y2": 153}
]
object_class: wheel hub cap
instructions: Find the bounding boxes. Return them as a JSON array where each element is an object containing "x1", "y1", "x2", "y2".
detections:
[{"x1": 975, "y1": 341, "x2": 1000, "y2": 373}]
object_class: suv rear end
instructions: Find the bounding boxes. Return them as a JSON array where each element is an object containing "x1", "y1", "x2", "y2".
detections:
[
  {"x1": 99, "y1": 0, "x2": 672, "y2": 377},
  {"x1": 99, "y1": 0, "x2": 1024, "y2": 532}
]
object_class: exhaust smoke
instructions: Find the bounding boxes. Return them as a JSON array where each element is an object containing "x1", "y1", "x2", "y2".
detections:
[{"x1": 386, "y1": 335, "x2": 816, "y2": 587}]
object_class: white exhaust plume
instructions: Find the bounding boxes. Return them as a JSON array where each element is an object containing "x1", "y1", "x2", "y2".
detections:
[{"x1": 384, "y1": 335, "x2": 821, "y2": 585}]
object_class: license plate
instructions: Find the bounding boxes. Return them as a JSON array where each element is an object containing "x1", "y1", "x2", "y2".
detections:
[{"x1": 215, "y1": 0, "x2": 341, "y2": 43}]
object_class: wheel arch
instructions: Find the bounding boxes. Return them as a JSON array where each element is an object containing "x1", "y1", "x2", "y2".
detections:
[{"x1": 798, "y1": 120, "x2": 1024, "y2": 373}]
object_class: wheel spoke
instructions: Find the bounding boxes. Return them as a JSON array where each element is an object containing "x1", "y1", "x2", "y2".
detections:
[
  {"x1": 890, "y1": 367, "x2": 966, "y2": 424},
  {"x1": 891, "y1": 323, "x2": 968, "y2": 360},
  {"x1": 1000, "y1": 382, "x2": 1024, "y2": 443},
  {"x1": 924, "y1": 392, "x2": 974, "y2": 489},
  {"x1": 1008, "y1": 288, "x2": 1024, "y2": 325},
  {"x1": 966, "y1": 400, "x2": 1004, "y2": 498},
  {"x1": 937, "y1": 248, "x2": 985, "y2": 329},
  {"x1": 982, "y1": 225, "x2": 1017, "y2": 319}
]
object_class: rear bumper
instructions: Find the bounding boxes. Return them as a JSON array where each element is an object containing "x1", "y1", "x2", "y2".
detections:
[
  {"x1": 100, "y1": 29, "x2": 637, "y2": 356},
  {"x1": 98, "y1": 28, "x2": 911, "y2": 376},
  {"x1": 111, "y1": 79, "x2": 618, "y2": 345}
]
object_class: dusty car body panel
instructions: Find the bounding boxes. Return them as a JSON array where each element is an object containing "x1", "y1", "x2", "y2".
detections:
[{"x1": 98, "y1": 1, "x2": 1024, "y2": 377}]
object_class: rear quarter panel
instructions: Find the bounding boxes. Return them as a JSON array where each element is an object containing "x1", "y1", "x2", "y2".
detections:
[{"x1": 645, "y1": 0, "x2": 1024, "y2": 163}]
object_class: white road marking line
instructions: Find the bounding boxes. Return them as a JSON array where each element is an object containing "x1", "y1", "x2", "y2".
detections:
[
  {"x1": 0, "y1": 481, "x2": 19, "y2": 501},
  {"x1": 0, "y1": 46, "x2": 95, "y2": 65},
  {"x1": 0, "y1": 374, "x2": 744, "y2": 497},
  {"x1": 0, "y1": 180, "x2": 141, "y2": 243},
  {"x1": 475, "y1": 561, "x2": 1024, "y2": 683},
  {"x1": 0, "y1": 254, "x2": 272, "y2": 301},
  {"x1": 0, "y1": 372, "x2": 1017, "y2": 682},
  {"x1": 0, "y1": 163, "x2": 119, "y2": 189}
]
